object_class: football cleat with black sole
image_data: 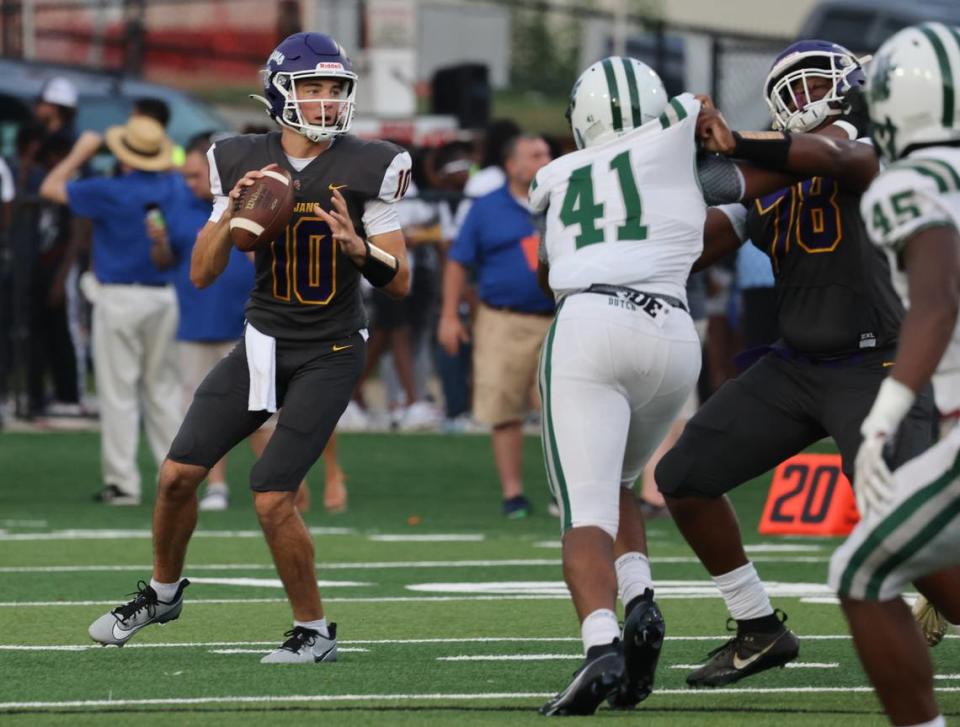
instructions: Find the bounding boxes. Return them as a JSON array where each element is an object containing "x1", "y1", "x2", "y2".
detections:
[
  {"x1": 261, "y1": 624, "x2": 338, "y2": 664},
  {"x1": 609, "y1": 588, "x2": 665, "y2": 709},
  {"x1": 88, "y1": 579, "x2": 189, "y2": 646},
  {"x1": 686, "y1": 609, "x2": 799, "y2": 688},
  {"x1": 540, "y1": 640, "x2": 624, "y2": 716}
]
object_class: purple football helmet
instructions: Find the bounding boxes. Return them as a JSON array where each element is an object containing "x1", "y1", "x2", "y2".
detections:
[
  {"x1": 764, "y1": 39, "x2": 867, "y2": 132},
  {"x1": 255, "y1": 32, "x2": 358, "y2": 142}
]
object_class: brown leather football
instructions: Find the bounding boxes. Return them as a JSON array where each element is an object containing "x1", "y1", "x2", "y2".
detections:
[{"x1": 228, "y1": 167, "x2": 295, "y2": 252}]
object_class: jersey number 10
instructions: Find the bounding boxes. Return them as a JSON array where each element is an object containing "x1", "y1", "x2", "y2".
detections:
[
  {"x1": 272, "y1": 217, "x2": 336, "y2": 305},
  {"x1": 559, "y1": 150, "x2": 648, "y2": 249}
]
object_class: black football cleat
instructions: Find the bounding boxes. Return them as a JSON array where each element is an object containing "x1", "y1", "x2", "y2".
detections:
[
  {"x1": 686, "y1": 609, "x2": 799, "y2": 688},
  {"x1": 608, "y1": 588, "x2": 665, "y2": 709},
  {"x1": 540, "y1": 640, "x2": 624, "y2": 716}
]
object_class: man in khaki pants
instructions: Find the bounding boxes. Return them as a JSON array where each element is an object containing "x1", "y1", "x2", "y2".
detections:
[
  {"x1": 439, "y1": 134, "x2": 553, "y2": 518},
  {"x1": 40, "y1": 117, "x2": 186, "y2": 505}
]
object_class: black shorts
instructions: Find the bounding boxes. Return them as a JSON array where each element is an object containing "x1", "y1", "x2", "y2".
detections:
[
  {"x1": 655, "y1": 349, "x2": 936, "y2": 498},
  {"x1": 168, "y1": 330, "x2": 365, "y2": 492}
]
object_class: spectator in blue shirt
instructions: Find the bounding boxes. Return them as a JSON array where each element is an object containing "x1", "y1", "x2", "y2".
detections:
[
  {"x1": 39, "y1": 116, "x2": 188, "y2": 505},
  {"x1": 438, "y1": 134, "x2": 553, "y2": 518}
]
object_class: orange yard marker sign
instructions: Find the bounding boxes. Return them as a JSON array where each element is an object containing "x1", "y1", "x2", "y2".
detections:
[{"x1": 759, "y1": 454, "x2": 861, "y2": 536}]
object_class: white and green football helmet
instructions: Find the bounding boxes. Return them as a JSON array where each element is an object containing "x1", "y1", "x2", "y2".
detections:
[
  {"x1": 566, "y1": 57, "x2": 667, "y2": 149},
  {"x1": 867, "y1": 22, "x2": 960, "y2": 160}
]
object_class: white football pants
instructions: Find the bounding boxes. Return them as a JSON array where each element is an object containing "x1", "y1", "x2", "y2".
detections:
[{"x1": 539, "y1": 292, "x2": 701, "y2": 537}]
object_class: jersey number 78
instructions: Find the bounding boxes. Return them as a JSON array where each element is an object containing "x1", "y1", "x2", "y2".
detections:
[{"x1": 559, "y1": 150, "x2": 648, "y2": 248}]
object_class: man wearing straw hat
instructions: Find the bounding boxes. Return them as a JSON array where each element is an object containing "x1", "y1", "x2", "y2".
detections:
[{"x1": 39, "y1": 115, "x2": 189, "y2": 506}]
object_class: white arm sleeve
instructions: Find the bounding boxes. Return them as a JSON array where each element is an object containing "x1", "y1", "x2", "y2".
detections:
[
  {"x1": 376, "y1": 151, "x2": 413, "y2": 203},
  {"x1": 0, "y1": 158, "x2": 13, "y2": 203},
  {"x1": 209, "y1": 196, "x2": 230, "y2": 223},
  {"x1": 715, "y1": 203, "x2": 748, "y2": 243},
  {"x1": 362, "y1": 150, "x2": 413, "y2": 237},
  {"x1": 206, "y1": 145, "x2": 230, "y2": 223},
  {"x1": 362, "y1": 199, "x2": 402, "y2": 237}
]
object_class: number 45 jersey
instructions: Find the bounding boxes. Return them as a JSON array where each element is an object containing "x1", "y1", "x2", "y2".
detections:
[
  {"x1": 861, "y1": 147, "x2": 960, "y2": 415},
  {"x1": 529, "y1": 93, "x2": 705, "y2": 303},
  {"x1": 209, "y1": 131, "x2": 411, "y2": 341}
]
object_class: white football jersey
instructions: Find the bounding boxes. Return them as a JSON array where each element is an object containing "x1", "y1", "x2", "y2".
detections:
[
  {"x1": 861, "y1": 147, "x2": 960, "y2": 415},
  {"x1": 529, "y1": 93, "x2": 704, "y2": 302}
]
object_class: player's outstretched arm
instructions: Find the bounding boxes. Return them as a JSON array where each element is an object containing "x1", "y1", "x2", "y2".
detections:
[
  {"x1": 192, "y1": 166, "x2": 268, "y2": 288},
  {"x1": 190, "y1": 216, "x2": 232, "y2": 288},
  {"x1": 698, "y1": 104, "x2": 879, "y2": 196},
  {"x1": 888, "y1": 225, "x2": 960, "y2": 395},
  {"x1": 855, "y1": 224, "x2": 960, "y2": 514}
]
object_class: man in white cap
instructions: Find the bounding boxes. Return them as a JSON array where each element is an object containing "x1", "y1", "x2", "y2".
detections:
[
  {"x1": 39, "y1": 116, "x2": 189, "y2": 505},
  {"x1": 35, "y1": 77, "x2": 78, "y2": 141}
]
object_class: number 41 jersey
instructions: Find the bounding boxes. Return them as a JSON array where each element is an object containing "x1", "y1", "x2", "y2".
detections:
[
  {"x1": 210, "y1": 132, "x2": 411, "y2": 341},
  {"x1": 529, "y1": 93, "x2": 704, "y2": 302}
]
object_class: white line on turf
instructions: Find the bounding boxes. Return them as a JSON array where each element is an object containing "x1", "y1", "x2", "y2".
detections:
[
  {"x1": 4, "y1": 687, "x2": 960, "y2": 709},
  {"x1": 403, "y1": 581, "x2": 835, "y2": 598},
  {"x1": 438, "y1": 654, "x2": 579, "y2": 661},
  {"x1": 0, "y1": 527, "x2": 353, "y2": 541},
  {"x1": 7, "y1": 635, "x2": 952, "y2": 652},
  {"x1": 186, "y1": 577, "x2": 374, "y2": 588},
  {"x1": 670, "y1": 662, "x2": 839, "y2": 669},
  {"x1": 0, "y1": 557, "x2": 832, "y2": 575},
  {"x1": 0, "y1": 638, "x2": 583, "y2": 652},
  {"x1": 935, "y1": 674, "x2": 960, "y2": 680},
  {"x1": 209, "y1": 647, "x2": 368, "y2": 655},
  {"x1": 367, "y1": 534, "x2": 485, "y2": 542},
  {"x1": 0, "y1": 559, "x2": 562, "y2": 573}
]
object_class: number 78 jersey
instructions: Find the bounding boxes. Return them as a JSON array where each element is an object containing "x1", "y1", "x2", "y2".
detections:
[{"x1": 529, "y1": 93, "x2": 705, "y2": 301}]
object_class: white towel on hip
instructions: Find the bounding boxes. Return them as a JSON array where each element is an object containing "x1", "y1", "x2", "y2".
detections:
[{"x1": 244, "y1": 323, "x2": 277, "y2": 413}]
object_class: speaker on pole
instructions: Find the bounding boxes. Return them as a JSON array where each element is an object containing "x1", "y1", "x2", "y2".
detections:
[{"x1": 431, "y1": 63, "x2": 490, "y2": 129}]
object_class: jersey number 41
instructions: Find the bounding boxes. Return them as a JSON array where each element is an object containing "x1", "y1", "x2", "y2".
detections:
[{"x1": 560, "y1": 150, "x2": 648, "y2": 248}]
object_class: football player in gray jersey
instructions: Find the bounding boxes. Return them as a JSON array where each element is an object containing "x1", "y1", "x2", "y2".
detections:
[{"x1": 88, "y1": 32, "x2": 411, "y2": 663}]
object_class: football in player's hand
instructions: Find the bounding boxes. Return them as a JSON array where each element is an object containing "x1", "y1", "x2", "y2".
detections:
[{"x1": 229, "y1": 167, "x2": 295, "y2": 252}]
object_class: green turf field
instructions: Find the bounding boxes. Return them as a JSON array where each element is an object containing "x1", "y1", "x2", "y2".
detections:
[{"x1": 1, "y1": 431, "x2": 957, "y2": 725}]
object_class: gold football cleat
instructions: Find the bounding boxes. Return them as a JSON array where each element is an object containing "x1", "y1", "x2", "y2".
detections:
[{"x1": 913, "y1": 595, "x2": 950, "y2": 647}]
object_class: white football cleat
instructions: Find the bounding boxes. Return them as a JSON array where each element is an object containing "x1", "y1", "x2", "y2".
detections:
[
  {"x1": 88, "y1": 579, "x2": 189, "y2": 646},
  {"x1": 261, "y1": 624, "x2": 338, "y2": 664}
]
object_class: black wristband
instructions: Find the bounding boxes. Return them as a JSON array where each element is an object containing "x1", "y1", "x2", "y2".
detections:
[
  {"x1": 358, "y1": 239, "x2": 399, "y2": 287},
  {"x1": 731, "y1": 130, "x2": 793, "y2": 170}
]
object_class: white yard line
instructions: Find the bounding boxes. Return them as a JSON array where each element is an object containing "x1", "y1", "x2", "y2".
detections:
[
  {"x1": 0, "y1": 559, "x2": 562, "y2": 573},
  {"x1": 0, "y1": 527, "x2": 353, "y2": 541},
  {"x1": 670, "y1": 662, "x2": 839, "y2": 669},
  {"x1": 439, "y1": 654, "x2": 579, "y2": 661},
  {"x1": 367, "y1": 534, "x2": 485, "y2": 542},
  {"x1": 4, "y1": 635, "x2": 952, "y2": 652},
  {"x1": 0, "y1": 557, "x2": 831, "y2": 573},
  {"x1": 209, "y1": 647, "x2": 368, "y2": 654},
  {"x1": 4, "y1": 687, "x2": 960, "y2": 710},
  {"x1": 186, "y1": 578, "x2": 374, "y2": 589}
]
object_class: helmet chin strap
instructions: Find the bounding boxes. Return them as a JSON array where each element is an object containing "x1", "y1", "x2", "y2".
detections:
[{"x1": 250, "y1": 94, "x2": 272, "y2": 114}]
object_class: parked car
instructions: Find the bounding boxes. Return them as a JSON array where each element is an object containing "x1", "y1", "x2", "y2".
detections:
[
  {"x1": 798, "y1": 0, "x2": 960, "y2": 54},
  {"x1": 0, "y1": 58, "x2": 232, "y2": 159}
]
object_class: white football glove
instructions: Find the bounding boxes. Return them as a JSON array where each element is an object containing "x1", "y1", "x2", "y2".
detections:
[
  {"x1": 854, "y1": 377, "x2": 916, "y2": 519},
  {"x1": 854, "y1": 431, "x2": 895, "y2": 517}
]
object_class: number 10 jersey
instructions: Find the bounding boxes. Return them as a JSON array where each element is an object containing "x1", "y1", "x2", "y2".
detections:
[
  {"x1": 209, "y1": 131, "x2": 411, "y2": 341},
  {"x1": 529, "y1": 93, "x2": 704, "y2": 303}
]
